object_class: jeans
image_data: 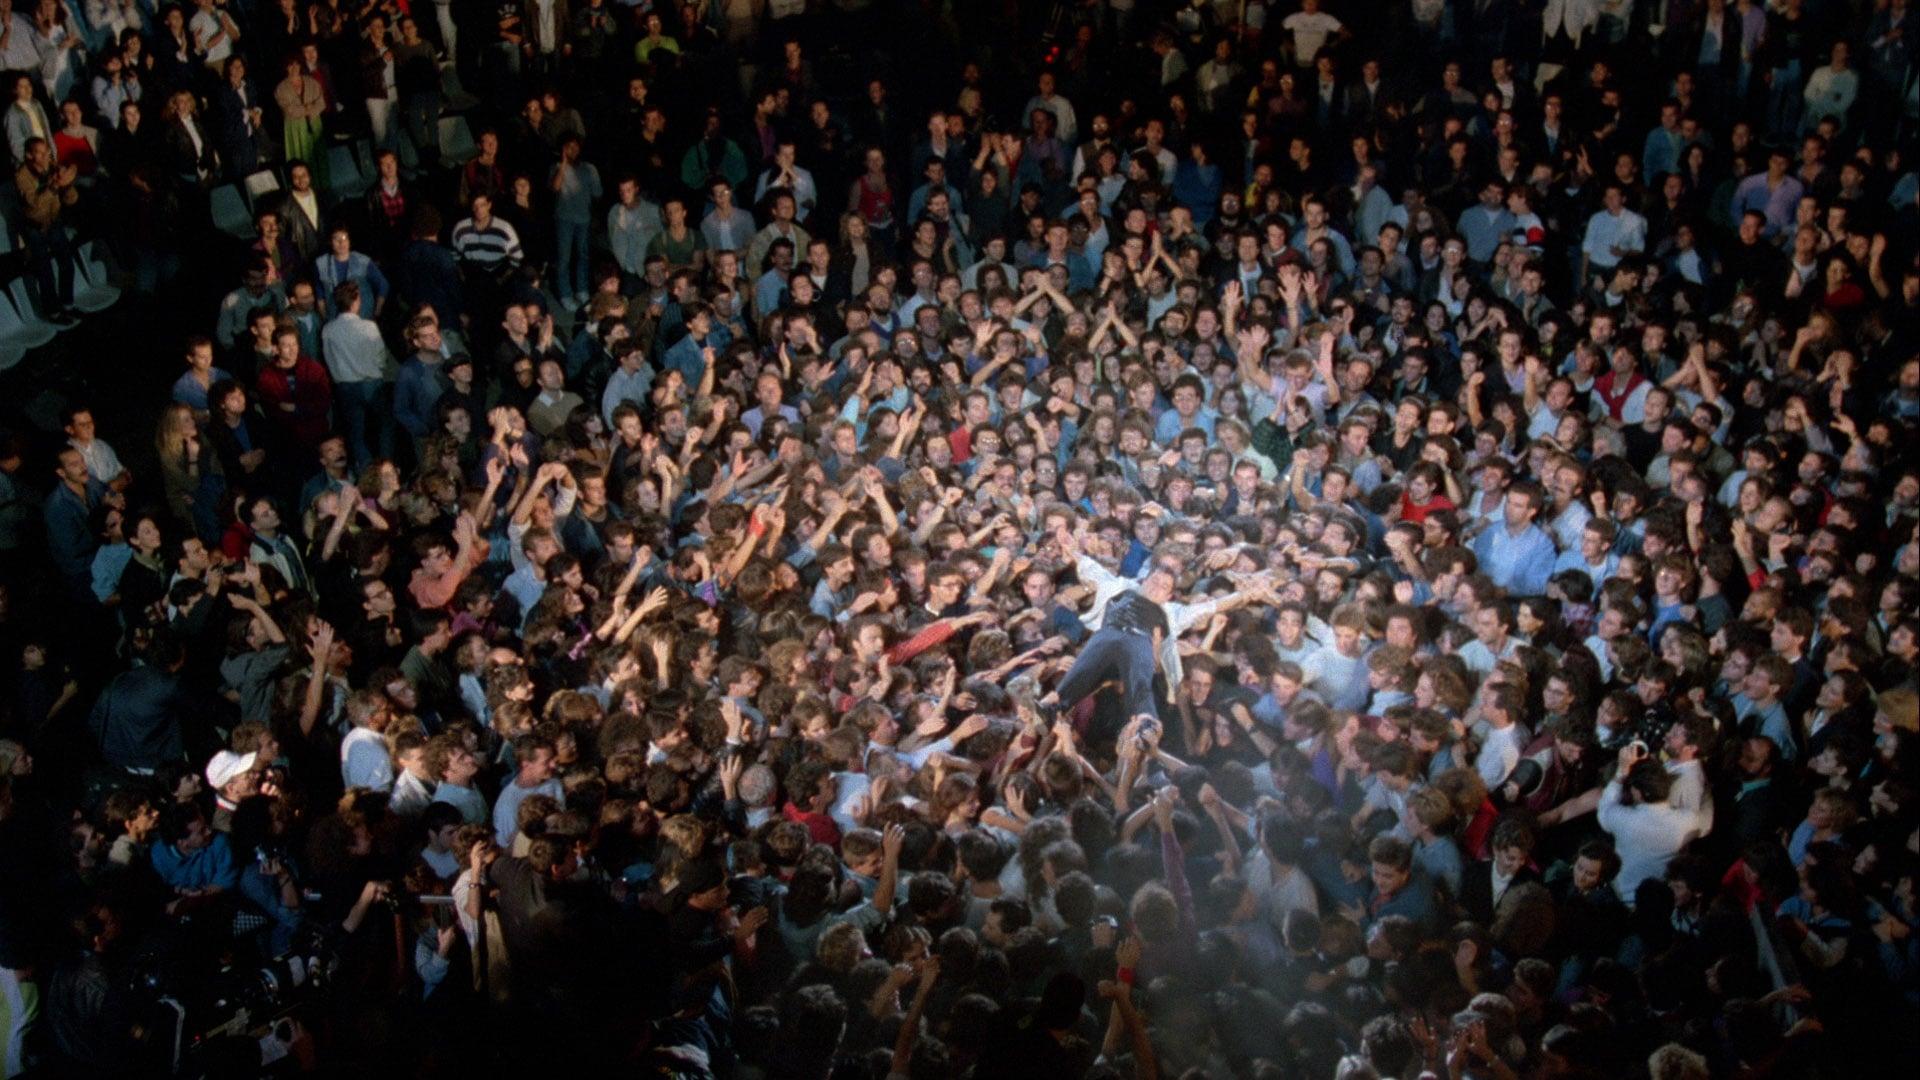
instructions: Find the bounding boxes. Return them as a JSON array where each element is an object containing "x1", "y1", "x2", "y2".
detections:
[
  {"x1": 403, "y1": 93, "x2": 441, "y2": 164},
  {"x1": 554, "y1": 218, "x2": 590, "y2": 298},
  {"x1": 1767, "y1": 60, "x2": 1805, "y2": 140},
  {"x1": 1053, "y1": 628, "x2": 1159, "y2": 722},
  {"x1": 21, "y1": 223, "x2": 76, "y2": 310},
  {"x1": 134, "y1": 246, "x2": 180, "y2": 295},
  {"x1": 189, "y1": 468, "x2": 227, "y2": 545},
  {"x1": 487, "y1": 43, "x2": 523, "y2": 110},
  {"x1": 334, "y1": 379, "x2": 392, "y2": 469}
]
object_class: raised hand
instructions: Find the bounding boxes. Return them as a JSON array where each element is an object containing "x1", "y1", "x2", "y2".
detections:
[{"x1": 307, "y1": 620, "x2": 335, "y2": 663}]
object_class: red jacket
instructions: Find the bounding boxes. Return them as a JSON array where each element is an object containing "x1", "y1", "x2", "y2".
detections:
[
  {"x1": 255, "y1": 355, "x2": 334, "y2": 450},
  {"x1": 781, "y1": 802, "x2": 840, "y2": 847}
]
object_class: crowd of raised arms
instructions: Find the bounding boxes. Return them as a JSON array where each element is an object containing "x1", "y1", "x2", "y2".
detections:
[{"x1": 1, "y1": 0, "x2": 1919, "y2": 1076}]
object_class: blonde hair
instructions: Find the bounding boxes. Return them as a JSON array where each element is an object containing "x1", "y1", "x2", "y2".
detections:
[
  {"x1": 153, "y1": 402, "x2": 198, "y2": 462},
  {"x1": 816, "y1": 921, "x2": 867, "y2": 974},
  {"x1": 1877, "y1": 687, "x2": 1918, "y2": 733}
]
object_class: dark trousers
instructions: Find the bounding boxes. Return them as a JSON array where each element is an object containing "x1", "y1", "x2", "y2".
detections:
[
  {"x1": 21, "y1": 222, "x2": 76, "y2": 310},
  {"x1": 334, "y1": 379, "x2": 392, "y2": 470},
  {"x1": 1054, "y1": 628, "x2": 1158, "y2": 723}
]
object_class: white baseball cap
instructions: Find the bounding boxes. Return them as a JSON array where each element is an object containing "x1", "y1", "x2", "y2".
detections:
[{"x1": 205, "y1": 750, "x2": 258, "y2": 791}]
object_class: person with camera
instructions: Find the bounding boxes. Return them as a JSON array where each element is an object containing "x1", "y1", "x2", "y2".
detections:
[
  {"x1": 219, "y1": 778, "x2": 312, "y2": 962},
  {"x1": 1598, "y1": 743, "x2": 1705, "y2": 905}
]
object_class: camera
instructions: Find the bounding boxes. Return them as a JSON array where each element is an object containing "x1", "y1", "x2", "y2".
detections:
[{"x1": 128, "y1": 932, "x2": 338, "y2": 1072}]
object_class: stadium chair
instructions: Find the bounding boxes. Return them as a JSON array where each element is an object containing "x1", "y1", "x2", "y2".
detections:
[
  {"x1": 0, "y1": 295, "x2": 29, "y2": 370},
  {"x1": 327, "y1": 144, "x2": 369, "y2": 198},
  {"x1": 438, "y1": 116, "x2": 478, "y2": 166},
  {"x1": 395, "y1": 131, "x2": 420, "y2": 173},
  {"x1": 440, "y1": 63, "x2": 479, "y2": 112},
  {"x1": 242, "y1": 169, "x2": 283, "y2": 211},
  {"x1": 71, "y1": 242, "x2": 122, "y2": 314},
  {"x1": 2, "y1": 279, "x2": 59, "y2": 350},
  {"x1": 210, "y1": 184, "x2": 253, "y2": 238}
]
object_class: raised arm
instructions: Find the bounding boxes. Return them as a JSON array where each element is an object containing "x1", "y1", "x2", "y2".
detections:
[
  {"x1": 297, "y1": 621, "x2": 334, "y2": 738},
  {"x1": 872, "y1": 823, "x2": 905, "y2": 913},
  {"x1": 891, "y1": 958, "x2": 941, "y2": 1077},
  {"x1": 318, "y1": 494, "x2": 354, "y2": 563}
]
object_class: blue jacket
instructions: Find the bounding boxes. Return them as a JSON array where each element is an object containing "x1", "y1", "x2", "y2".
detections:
[
  {"x1": 44, "y1": 478, "x2": 106, "y2": 596},
  {"x1": 394, "y1": 356, "x2": 447, "y2": 437},
  {"x1": 315, "y1": 250, "x2": 391, "y2": 309},
  {"x1": 151, "y1": 833, "x2": 241, "y2": 893}
]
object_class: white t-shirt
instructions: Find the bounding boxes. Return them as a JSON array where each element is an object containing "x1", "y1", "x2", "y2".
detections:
[
  {"x1": 190, "y1": 9, "x2": 233, "y2": 64},
  {"x1": 1474, "y1": 722, "x2": 1528, "y2": 790},
  {"x1": 1282, "y1": 11, "x2": 1342, "y2": 63}
]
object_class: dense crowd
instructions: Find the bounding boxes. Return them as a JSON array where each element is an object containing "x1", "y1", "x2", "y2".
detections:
[{"x1": 1, "y1": 0, "x2": 1919, "y2": 1076}]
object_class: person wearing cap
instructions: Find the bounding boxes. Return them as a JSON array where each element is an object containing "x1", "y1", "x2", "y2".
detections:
[{"x1": 205, "y1": 749, "x2": 259, "y2": 832}]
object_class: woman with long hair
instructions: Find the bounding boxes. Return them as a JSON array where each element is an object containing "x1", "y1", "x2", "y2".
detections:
[
  {"x1": 831, "y1": 210, "x2": 874, "y2": 298},
  {"x1": 162, "y1": 88, "x2": 217, "y2": 187},
  {"x1": 213, "y1": 54, "x2": 263, "y2": 180},
  {"x1": 847, "y1": 147, "x2": 896, "y2": 252},
  {"x1": 155, "y1": 401, "x2": 227, "y2": 542},
  {"x1": 274, "y1": 52, "x2": 326, "y2": 181}
]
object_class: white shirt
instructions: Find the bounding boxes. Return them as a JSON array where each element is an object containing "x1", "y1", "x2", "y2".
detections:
[
  {"x1": 179, "y1": 112, "x2": 206, "y2": 162},
  {"x1": 289, "y1": 188, "x2": 320, "y2": 231},
  {"x1": 531, "y1": 0, "x2": 558, "y2": 51},
  {"x1": 1474, "y1": 721, "x2": 1528, "y2": 790},
  {"x1": 1489, "y1": 864, "x2": 1517, "y2": 908},
  {"x1": 70, "y1": 437, "x2": 126, "y2": 486},
  {"x1": 1599, "y1": 779, "x2": 1700, "y2": 903},
  {"x1": 1580, "y1": 207, "x2": 1648, "y2": 270},
  {"x1": 1243, "y1": 848, "x2": 1320, "y2": 932},
  {"x1": 189, "y1": 8, "x2": 233, "y2": 64},
  {"x1": 1282, "y1": 11, "x2": 1343, "y2": 63},
  {"x1": 1665, "y1": 758, "x2": 1714, "y2": 835},
  {"x1": 322, "y1": 310, "x2": 394, "y2": 384},
  {"x1": 391, "y1": 769, "x2": 435, "y2": 816}
]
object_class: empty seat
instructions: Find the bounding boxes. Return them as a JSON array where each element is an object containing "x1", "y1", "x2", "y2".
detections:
[
  {"x1": 71, "y1": 241, "x2": 121, "y2": 314},
  {"x1": 326, "y1": 145, "x2": 368, "y2": 198},
  {"x1": 2, "y1": 280, "x2": 59, "y2": 349},
  {"x1": 395, "y1": 130, "x2": 420, "y2": 172},
  {"x1": 242, "y1": 169, "x2": 282, "y2": 209},
  {"x1": 210, "y1": 184, "x2": 253, "y2": 238},
  {"x1": 438, "y1": 116, "x2": 478, "y2": 165},
  {"x1": 0, "y1": 291, "x2": 32, "y2": 370}
]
